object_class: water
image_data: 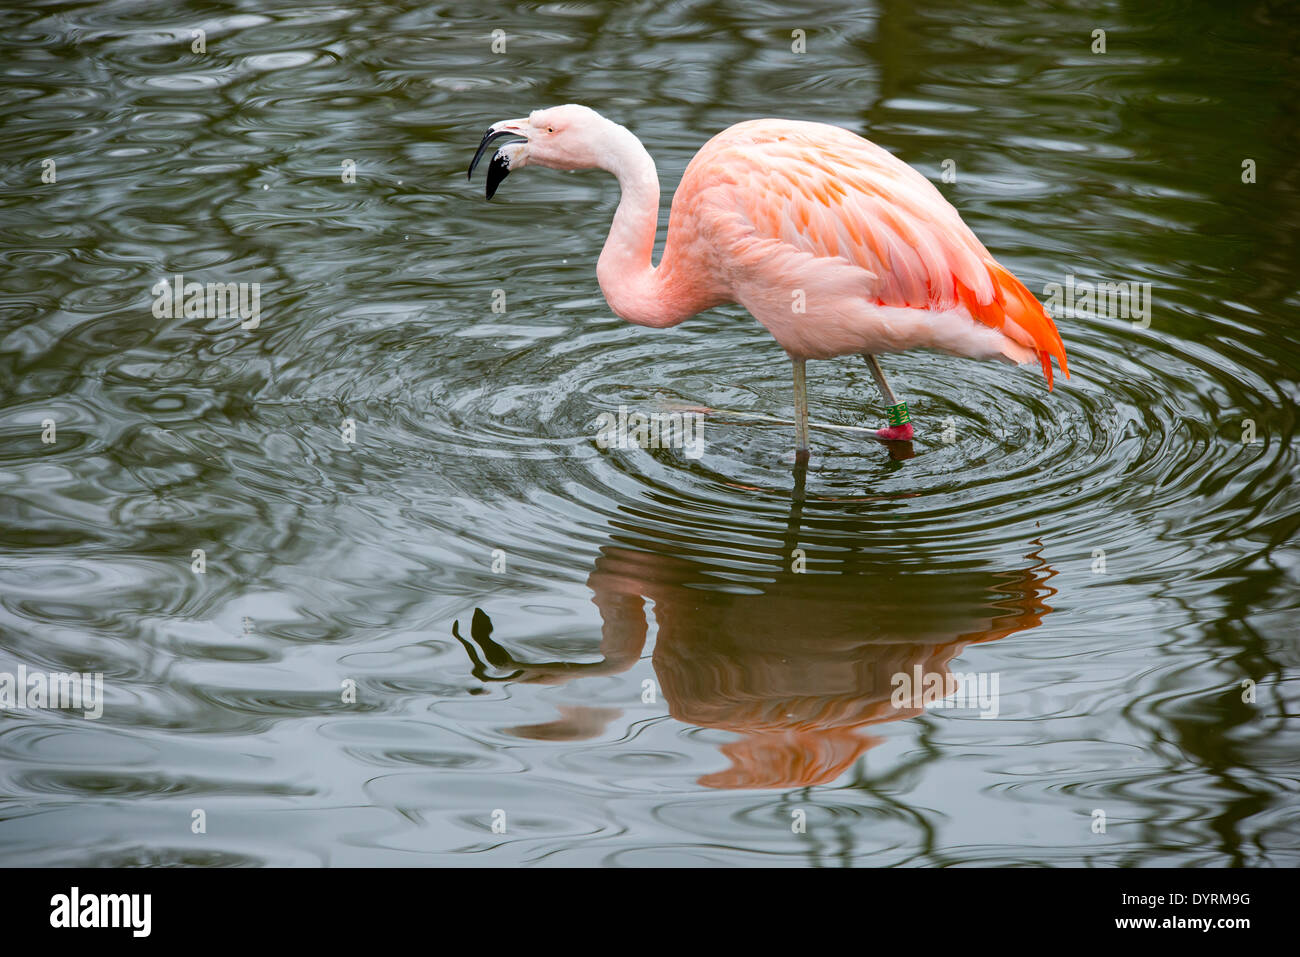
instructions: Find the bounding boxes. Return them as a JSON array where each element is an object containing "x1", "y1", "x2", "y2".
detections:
[{"x1": 1, "y1": 0, "x2": 1297, "y2": 866}]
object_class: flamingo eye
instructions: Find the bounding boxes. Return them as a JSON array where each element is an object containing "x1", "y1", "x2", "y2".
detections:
[{"x1": 547, "y1": 126, "x2": 554, "y2": 133}]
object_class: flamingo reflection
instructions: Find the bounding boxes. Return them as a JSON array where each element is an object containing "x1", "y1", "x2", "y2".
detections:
[{"x1": 454, "y1": 502, "x2": 1055, "y2": 789}]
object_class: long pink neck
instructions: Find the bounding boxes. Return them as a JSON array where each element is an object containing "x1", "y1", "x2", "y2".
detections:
[{"x1": 595, "y1": 122, "x2": 720, "y2": 328}]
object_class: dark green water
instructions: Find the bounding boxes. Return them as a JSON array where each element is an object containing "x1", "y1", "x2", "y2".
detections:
[{"x1": 1, "y1": 0, "x2": 1297, "y2": 865}]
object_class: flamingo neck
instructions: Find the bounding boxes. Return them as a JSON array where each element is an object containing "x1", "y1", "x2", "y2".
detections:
[{"x1": 595, "y1": 122, "x2": 694, "y2": 328}]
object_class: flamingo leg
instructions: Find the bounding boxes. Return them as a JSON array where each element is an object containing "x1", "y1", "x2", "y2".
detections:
[
  {"x1": 791, "y1": 356, "x2": 810, "y2": 460},
  {"x1": 863, "y1": 354, "x2": 914, "y2": 441}
]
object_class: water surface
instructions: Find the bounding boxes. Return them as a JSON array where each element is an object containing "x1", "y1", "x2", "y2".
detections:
[{"x1": 1, "y1": 0, "x2": 1298, "y2": 866}]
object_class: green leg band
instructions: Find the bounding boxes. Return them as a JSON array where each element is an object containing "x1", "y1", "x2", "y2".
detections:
[{"x1": 886, "y1": 401, "x2": 911, "y2": 427}]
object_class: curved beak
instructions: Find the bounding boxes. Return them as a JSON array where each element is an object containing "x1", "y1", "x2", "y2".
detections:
[{"x1": 467, "y1": 119, "x2": 529, "y2": 200}]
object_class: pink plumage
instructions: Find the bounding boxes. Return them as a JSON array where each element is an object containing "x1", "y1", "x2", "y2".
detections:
[{"x1": 469, "y1": 105, "x2": 1070, "y2": 455}]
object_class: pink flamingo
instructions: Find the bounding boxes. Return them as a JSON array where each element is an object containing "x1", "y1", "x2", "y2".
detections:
[{"x1": 468, "y1": 104, "x2": 1069, "y2": 457}]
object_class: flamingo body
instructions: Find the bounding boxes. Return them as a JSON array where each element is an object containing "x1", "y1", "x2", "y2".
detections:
[{"x1": 658, "y1": 119, "x2": 1067, "y2": 383}]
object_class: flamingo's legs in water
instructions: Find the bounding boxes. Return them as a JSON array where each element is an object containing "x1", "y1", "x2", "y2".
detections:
[
  {"x1": 791, "y1": 356, "x2": 810, "y2": 462},
  {"x1": 863, "y1": 353, "x2": 914, "y2": 441}
]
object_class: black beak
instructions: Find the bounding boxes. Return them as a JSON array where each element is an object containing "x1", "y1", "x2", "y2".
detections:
[{"x1": 467, "y1": 127, "x2": 523, "y2": 200}]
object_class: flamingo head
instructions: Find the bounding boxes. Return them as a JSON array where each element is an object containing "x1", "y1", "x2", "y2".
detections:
[{"x1": 467, "y1": 104, "x2": 609, "y2": 199}]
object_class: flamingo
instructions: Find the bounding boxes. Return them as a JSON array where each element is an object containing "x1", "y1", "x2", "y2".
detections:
[{"x1": 467, "y1": 104, "x2": 1069, "y2": 457}]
